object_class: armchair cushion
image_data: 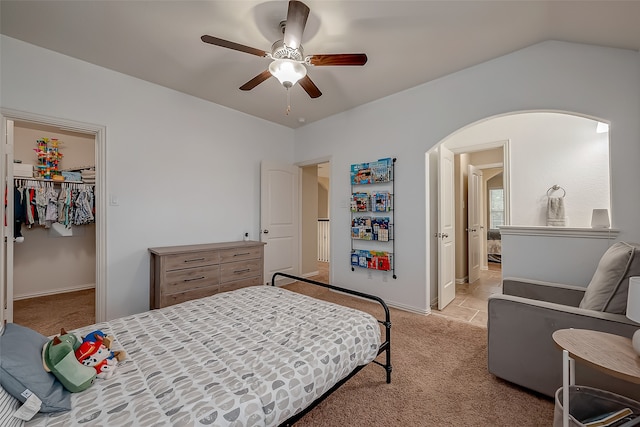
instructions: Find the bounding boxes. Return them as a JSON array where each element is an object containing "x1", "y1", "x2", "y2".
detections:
[
  {"x1": 579, "y1": 242, "x2": 640, "y2": 314},
  {"x1": 503, "y1": 277, "x2": 586, "y2": 307}
]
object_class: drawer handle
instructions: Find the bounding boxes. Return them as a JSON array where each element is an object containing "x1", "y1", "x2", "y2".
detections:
[
  {"x1": 233, "y1": 268, "x2": 251, "y2": 274},
  {"x1": 184, "y1": 258, "x2": 205, "y2": 263},
  {"x1": 233, "y1": 252, "x2": 251, "y2": 257},
  {"x1": 184, "y1": 276, "x2": 206, "y2": 282}
]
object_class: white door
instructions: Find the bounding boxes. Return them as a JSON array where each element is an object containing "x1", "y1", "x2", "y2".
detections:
[
  {"x1": 467, "y1": 164, "x2": 483, "y2": 284},
  {"x1": 261, "y1": 161, "x2": 299, "y2": 286},
  {"x1": 1, "y1": 118, "x2": 15, "y2": 324},
  {"x1": 438, "y1": 146, "x2": 456, "y2": 310}
]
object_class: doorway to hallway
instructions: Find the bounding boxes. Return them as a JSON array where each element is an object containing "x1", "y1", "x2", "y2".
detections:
[{"x1": 432, "y1": 262, "x2": 501, "y2": 327}]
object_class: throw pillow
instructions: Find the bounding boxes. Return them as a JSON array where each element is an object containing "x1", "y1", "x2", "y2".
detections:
[
  {"x1": 0, "y1": 385, "x2": 24, "y2": 427},
  {"x1": 0, "y1": 323, "x2": 71, "y2": 413},
  {"x1": 579, "y1": 242, "x2": 640, "y2": 314}
]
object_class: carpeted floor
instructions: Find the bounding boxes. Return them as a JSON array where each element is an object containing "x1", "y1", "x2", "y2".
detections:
[
  {"x1": 284, "y1": 280, "x2": 554, "y2": 427},
  {"x1": 13, "y1": 288, "x2": 95, "y2": 337}
]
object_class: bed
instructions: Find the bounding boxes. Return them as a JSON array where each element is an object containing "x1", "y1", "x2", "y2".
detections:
[
  {"x1": 1, "y1": 273, "x2": 391, "y2": 427},
  {"x1": 487, "y1": 229, "x2": 502, "y2": 263}
]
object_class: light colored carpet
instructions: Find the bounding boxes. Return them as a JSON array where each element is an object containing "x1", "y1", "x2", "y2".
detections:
[
  {"x1": 283, "y1": 280, "x2": 554, "y2": 427},
  {"x1": 13, "y1": 288, "x2": 95, "y2": 337}
]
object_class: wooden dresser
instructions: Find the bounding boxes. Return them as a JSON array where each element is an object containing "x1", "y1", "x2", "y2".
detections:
[{"x1": 149, "y1": 241, "x2": 266, "y2": 309}]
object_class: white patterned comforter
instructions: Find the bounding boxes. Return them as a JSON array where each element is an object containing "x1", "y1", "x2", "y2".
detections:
[{"x1": 27, "y1": 286, "x2": 381, "y2": 426}]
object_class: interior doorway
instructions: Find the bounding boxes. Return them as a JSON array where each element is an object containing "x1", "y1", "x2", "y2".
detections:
[
  {"x1": 10, "y1": 122, "x2": 96, "y2": 335},
  {"x1": 432, "y1": 145, "x2": 506, "y2": 321},
  {"x1": 458, "y1": 147, "x2": 506, "y2": 283},
  {"x1": 300, "y1": 161, "x2": 330, "y2": 282},
  {"x1": 1, "y1": 109, "x2": 106, "y2": 331}
]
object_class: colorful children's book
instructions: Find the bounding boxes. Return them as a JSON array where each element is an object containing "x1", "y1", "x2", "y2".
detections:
[
  {"x1": 351, "y1": 192, "x2": 370, "y2": 212},
  {"x1": 370, "y1": 158, "x2": 393, "y2": 183},
  {"x1": 351, "y1": 217, "x2": 373, "y2": 240},
  {"x1": 350, "y1": 249, "x2": 393, "y2": 271},
  {"x1": 371, "y1": 192, "x2": 393, "y2": 212},
  {"x1": 372, "y1": 217, "x2": 391, "y2": 241},
  {"x1": 350, "y1": 162, "x2": 372, "y2": 184}
]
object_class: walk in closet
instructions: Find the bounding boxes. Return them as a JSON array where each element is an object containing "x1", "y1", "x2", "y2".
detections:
[{"x1": 10, "y1": 121, "x2": 97, "y2": 330}]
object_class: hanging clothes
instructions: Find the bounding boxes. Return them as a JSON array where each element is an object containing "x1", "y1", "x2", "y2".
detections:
[
  {"x1": 73, "y1": 186, "x2": 94, "y2": 225},
  {"x1": 14, "y1": 185, "x2": 26, "y2": 241},
  {"x1": 12, "y1": 179, "x2": 95, "y2": 230},
  {"x1": 45, "y1": 184, "x2": 59, "y2": 228}
]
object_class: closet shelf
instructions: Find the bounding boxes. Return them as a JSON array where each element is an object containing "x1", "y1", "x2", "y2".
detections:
[{"x1": 14, "y1": 177, "x2": 90, "y2": 185}]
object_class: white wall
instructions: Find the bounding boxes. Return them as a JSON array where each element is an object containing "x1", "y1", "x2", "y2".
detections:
[
  {"x1": 294, "y1": 41, "x2": 640, "y2": 314},
  {"x1": 1, "y1": 35, "x2": 295, "y2": 319},
  {"x1": 446, "y1": 112, "x2": 610, "y2": 227}
]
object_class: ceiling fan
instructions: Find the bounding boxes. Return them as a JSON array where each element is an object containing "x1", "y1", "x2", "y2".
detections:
[{"x1": 201, "y1": 0, "x2": 367, "y2": 101}]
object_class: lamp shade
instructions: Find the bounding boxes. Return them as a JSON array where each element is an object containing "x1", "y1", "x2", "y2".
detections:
[
  {"x1": 627, "y1": 276, "x2": 640, "y2": 323},
  {"x1": 628, "y1": 277, "x2": 640, "y2": 356},
  {"x1": 269, "y1": 59, "x2": 307, "y2": 88}
]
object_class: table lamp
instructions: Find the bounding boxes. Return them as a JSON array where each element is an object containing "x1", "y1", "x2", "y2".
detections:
[{"x1": 627, "y1": 276, "x2": 640, "y2": 355}]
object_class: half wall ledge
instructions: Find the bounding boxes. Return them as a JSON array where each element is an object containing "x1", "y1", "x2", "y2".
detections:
[{"x1": 499, "y1": 226, "x2": 620, "y2": 239}]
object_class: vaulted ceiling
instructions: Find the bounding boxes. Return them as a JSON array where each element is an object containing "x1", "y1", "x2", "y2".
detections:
[{"x1": 1, "y1": 1, "x2": 639, "y2": 128}]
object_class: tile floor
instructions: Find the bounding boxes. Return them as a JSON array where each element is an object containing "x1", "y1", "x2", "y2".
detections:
[{"x1": 431, "y1": 262, "x2": 502, "y2": 327}]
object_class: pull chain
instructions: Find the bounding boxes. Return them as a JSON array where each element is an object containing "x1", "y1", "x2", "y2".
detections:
[{"x1": 286, "y1": 87, "x2": 291, "y2": 115}]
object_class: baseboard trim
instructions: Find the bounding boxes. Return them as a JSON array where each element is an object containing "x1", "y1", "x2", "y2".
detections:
[
  {"x1": 328, "y1": 289, "x2": 430, "y2": 315},
  {"x1": 456, "y1": 276, "x2": 468, "y2": 285},
  {"x1": 387, "y1": 300, "x2": 431, "y2": 315},
  {"x1": 301, "y1": 271, "x2": 319, "y2": 279},
  {"x1": 14, "y1": 284, "x2": 96, "y2": 300}
]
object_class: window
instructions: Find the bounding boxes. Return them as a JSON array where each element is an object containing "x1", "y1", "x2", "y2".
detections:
[{"x1": 489, "y1": 188, "x2": 504, "y2": 229}]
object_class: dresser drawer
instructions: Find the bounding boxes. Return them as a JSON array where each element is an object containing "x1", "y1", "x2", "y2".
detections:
[
  {"x1": 219, "y1": 276, "x2": 263, "y2": 293},
  {"x1": 160, "y1": 284, "x2": 220, "y2": 308},
  {"x1": 150, "y1": 241, "x2": 264, "y2": 309},
  {"x1": 220, "y1": 258, "x2": 262, "y2": 282},
  {"x1": 219, "y1": 246, "x2": 263, "y2": 264},
  {"x1": 162, "y1": 264, "x2": 220, "y2": 294},
  {"x1": 163, "y1": 250, "x2": 219, "y2": 271}
]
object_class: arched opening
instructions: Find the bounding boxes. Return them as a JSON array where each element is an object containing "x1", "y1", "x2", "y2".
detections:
[{"x1": 427, "y1": 110, "x2": 611, "y2": 320}]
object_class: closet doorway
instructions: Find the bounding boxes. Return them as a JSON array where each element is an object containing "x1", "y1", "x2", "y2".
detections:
[
  {"x1": 13, "y1": 122, "x2": 96, "y2": 335},
  {"x1": 1, "y1": 110, "x2": 106, "y2": 334}
]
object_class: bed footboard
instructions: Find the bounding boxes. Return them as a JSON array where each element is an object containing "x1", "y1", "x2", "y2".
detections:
[{"x1": 271, "y1": 272, "x2": 392, "y2": 426}]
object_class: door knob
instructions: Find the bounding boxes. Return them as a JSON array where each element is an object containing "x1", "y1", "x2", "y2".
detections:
[{"x1": 263, "y1": 229, "x2": 269, "y2": 234}]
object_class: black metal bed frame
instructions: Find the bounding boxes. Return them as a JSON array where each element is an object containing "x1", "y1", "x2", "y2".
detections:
[{"x1": 271, "y1": 272, "x2": 392, "y2": 427}]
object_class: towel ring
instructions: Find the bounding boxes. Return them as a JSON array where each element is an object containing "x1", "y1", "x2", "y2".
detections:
[{"x1": 546, "y1": 185, "x2": 566, "y2": 198}]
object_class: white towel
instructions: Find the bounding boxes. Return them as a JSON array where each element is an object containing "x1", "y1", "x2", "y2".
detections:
[{"x1": 547, "y1": 197, "x2": 566, "y2": 226}]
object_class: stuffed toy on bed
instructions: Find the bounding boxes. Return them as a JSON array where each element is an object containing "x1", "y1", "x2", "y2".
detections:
[
  {"x1": 42, "y1": 329, "x2": 96, "y2": 393},
  {"x1": 74, "y1": 329, "x2": 126, "y2": 380}
]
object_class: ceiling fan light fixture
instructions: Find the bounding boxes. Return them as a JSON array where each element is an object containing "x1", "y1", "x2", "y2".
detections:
[{"x1": 269, "y1": 59, "x2": 307, "y2": 88}]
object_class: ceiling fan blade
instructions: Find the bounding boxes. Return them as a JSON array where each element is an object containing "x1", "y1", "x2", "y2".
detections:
[
  {"x1": 299, "y1": 75, "x2": 322, "y2": 98},
  {"x1": 283, "y1": 0, "x2": 309, "y2": 50},
  {"x1": 308, "y1": 54, "x2": 368, "y2": 66},
  {"x1": 201, "y1": 35, "x2": 267, "y2": 57},
  {"x1": 239, "y1": 70, "x2": 272, "y2": 91}
]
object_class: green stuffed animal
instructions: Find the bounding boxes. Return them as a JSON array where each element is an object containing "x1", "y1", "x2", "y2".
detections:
[{"x1": 42, "y1": 329, "x2": 96, "y2": 393}]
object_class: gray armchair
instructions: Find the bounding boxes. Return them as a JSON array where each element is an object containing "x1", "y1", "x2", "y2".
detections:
[{"x1": 487, "y1": 242, "x2": 640, "y2": 401}]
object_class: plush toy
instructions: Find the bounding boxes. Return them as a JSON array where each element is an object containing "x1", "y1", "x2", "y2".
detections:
[
  {"x1": 74, "y1": 329, "x2": 126, "y2": 380},
  {"x1": 78, "y1": 343, "x2": 118, "y2": 379},
  {"x1": 42, "y1": 329, "x2": 96, "y2": 393},
  {"x1": 80, "y1": 329, "x2": 126, "y2": 362}
]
